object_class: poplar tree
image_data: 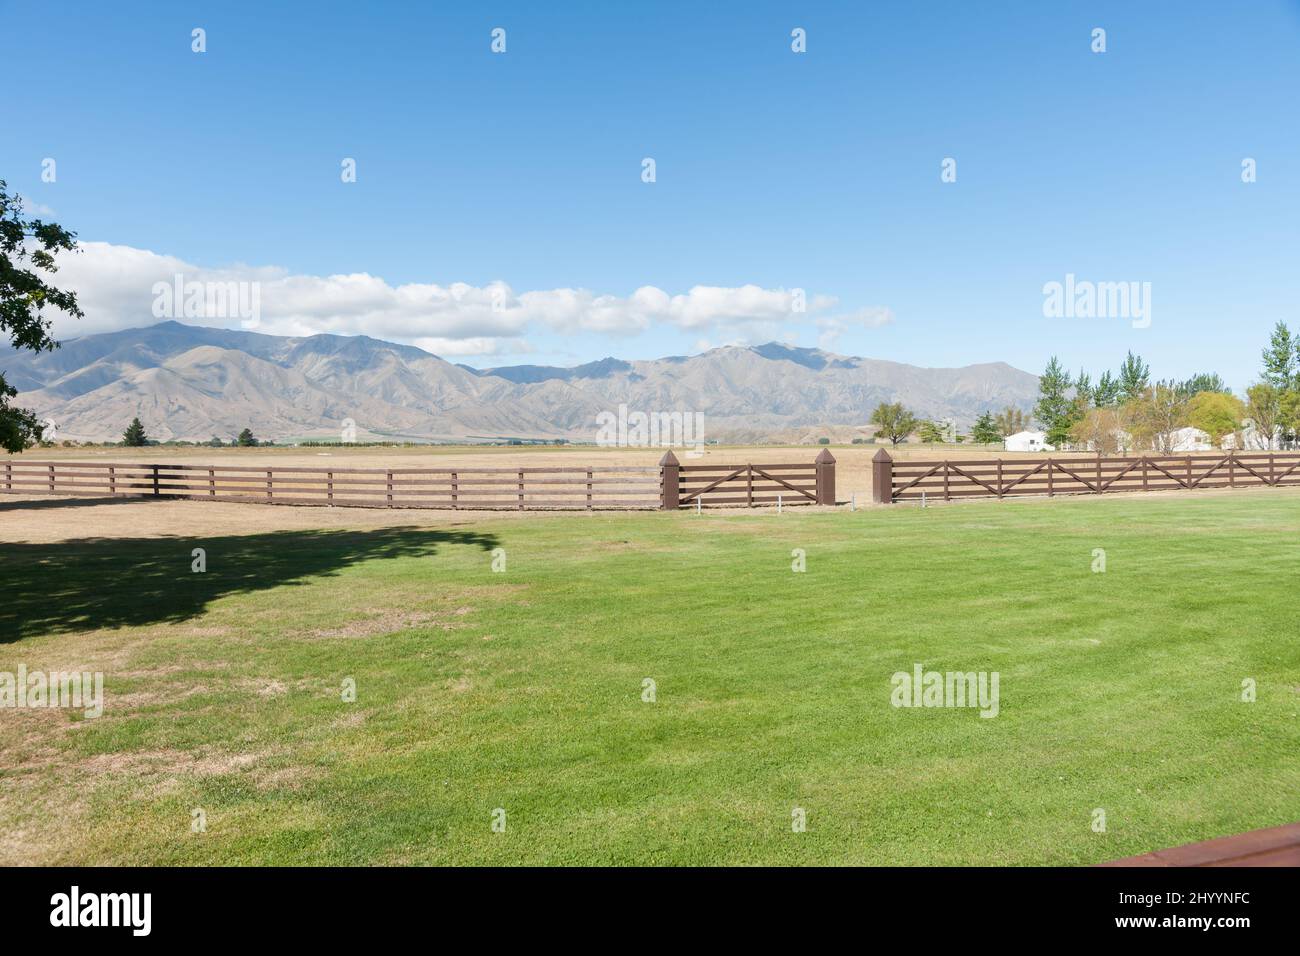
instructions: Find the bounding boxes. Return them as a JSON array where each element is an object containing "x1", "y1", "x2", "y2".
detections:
[
  {"x1": 1035, "y1": 357, "x2": 1075, "y2": 447},
  {"x1": 1261, "y1": 321, "x2": 1296, "y2": 390},
  {"x1": 1117, "y1": 351, "x2": 1150, "y2": 404}
]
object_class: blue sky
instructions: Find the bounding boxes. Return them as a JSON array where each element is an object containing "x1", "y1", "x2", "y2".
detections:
[{"x1": 4, "y1": 0, "x2": 1299, "y2": 387}]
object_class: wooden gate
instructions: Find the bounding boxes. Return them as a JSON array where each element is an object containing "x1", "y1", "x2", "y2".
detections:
[{"x1": 660, "y1": 449, "x2": 835, "y2": 508}]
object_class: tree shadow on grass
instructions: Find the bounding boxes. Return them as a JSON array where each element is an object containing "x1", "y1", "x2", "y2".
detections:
[{"x1": 0, "y1": 526, "x2": 500, "y2": 643}]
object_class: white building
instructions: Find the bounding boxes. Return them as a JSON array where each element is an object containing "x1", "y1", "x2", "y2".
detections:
[
  {"x1": 1222, "y1": 420, "x2": 1283, "y2": 450},
  {"x1": 1165, "y1": 426, "x2": 1213, "y2": 452},
  {"x1": 1004, "y1": 424, "x2": 1280, "y2": 455},
  {"x1": 1004, "y1": 430, "x2": 1054, "y2": 452},
  {"x1": 1073, "y1": 427, "x2": 1211, "y2": 454}
]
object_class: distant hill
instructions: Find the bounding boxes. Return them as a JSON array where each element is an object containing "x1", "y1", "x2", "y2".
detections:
[{"x1": 3, "y1": 322, "x2": 1039, "y2": 442}]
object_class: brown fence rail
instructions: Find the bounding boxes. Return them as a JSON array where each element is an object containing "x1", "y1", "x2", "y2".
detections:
[
  {"x1": 0, "y1": 453, "x2": 839, "y2": 511},
  {"x1": 872, "y1": 449, "x2": 1300, "y2": 504},
  {"x1": 0, "y1": 460, "x2": 662, "y2": 510}
]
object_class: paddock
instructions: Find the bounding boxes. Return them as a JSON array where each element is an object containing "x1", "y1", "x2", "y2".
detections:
[{"x1": 3, "y1": 483, "x2": 1297, "y2": 865}]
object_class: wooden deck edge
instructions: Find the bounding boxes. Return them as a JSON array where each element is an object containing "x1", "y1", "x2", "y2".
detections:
[{"x1": 1097, "y1": 822, "x2": 1300, "y2": 867}]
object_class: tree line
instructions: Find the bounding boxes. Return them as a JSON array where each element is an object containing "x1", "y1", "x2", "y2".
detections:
[
  {"x1": 869, "y1": 403, "x2": 1029, "y2": 446},
  {"x1": 1033, "y1": 352, "x2": 1240, "y2": 454},
  {"x1": 1035, "y1": 328, "x2": 1298, "y2": 453},
  {"x1": 119, "y1": 417, "x2": 262, "y2": 448},
  {"x1": 869, "y1": 324, "x2": 1300, "y2": 452}
]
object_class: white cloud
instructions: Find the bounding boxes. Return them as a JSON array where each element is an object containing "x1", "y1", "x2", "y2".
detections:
[
  {"x1": 15, "y1": 195, "x2": 57, "y2": 216},
  {"x1": 410, "y1": 336, "x2": 533, "y2": 357},
  {"x1": 39, "y1": 241, "x2": 874, "y2": 358},
  {"x1": 815, "y1": 306, "x2": 895, "y2": 351}
]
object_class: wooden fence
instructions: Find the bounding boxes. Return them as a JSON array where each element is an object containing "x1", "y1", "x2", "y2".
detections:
[
  {"x1": 0, "y1": 460, "x2": 661, "y2": 510},
  {"x1": 872, "y1": 448, "x2": 1300, "y2": 503},
  {"x1": 0, "y1": 452, "x2": 838, "y2": 511}
]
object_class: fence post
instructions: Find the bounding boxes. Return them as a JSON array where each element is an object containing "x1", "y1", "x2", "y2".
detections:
[
  {"x1": 386, "y1": 470, "x2": 393, "y2": 508},
  {"x1": 152, "y1": 464, "x2": 160, "y2": 497},
  {"x1": 815, "y1": 448, "x2": 836, "y2": 505},
  {"x1": 586, "y1": 468, "x2": 593, "y2": 510},
  {"x1": 872, "y1": 449, "x2": 893, "y2": 504},
  {"x1": 49, "y1": 463, "x2": 55, "y2": 494},
  {"x1": 109, "y1": 464, "x2": 116, "y2": 496},
  {"x1": 660, "y1": 450, "x2": 680, "y2": 510}
]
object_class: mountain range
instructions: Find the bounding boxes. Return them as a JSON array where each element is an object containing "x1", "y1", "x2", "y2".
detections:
[{"x1": 3, "y1": 322, "x2": 1040, "y2": 443}]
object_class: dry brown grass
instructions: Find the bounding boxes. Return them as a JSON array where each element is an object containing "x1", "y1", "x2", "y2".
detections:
[{"x1": 309, "y1": 608, "x2": 469, "y2": 639}]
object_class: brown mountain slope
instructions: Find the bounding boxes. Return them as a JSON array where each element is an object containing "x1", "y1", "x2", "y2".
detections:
[{"x1": 6, "y1": 322, "x2": 1039, "y2": 442}]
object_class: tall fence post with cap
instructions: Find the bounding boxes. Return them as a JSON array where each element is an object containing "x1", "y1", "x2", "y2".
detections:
[
  {"x1": 815, "y1": 448, "x2": 836, "y2": 505},
  {"x1": 872, "y1": 449, "x2": 893, "y2": 504},
  {"x1": 660, "y1": 450, "x2": 680, "y2": 511}
]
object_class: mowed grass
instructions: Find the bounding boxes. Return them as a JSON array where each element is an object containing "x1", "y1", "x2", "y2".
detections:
[{"x1": 1, "y1": 491, "x2": 1298, "y2": 865}]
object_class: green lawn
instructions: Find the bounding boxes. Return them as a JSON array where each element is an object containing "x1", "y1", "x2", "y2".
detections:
[{"x1": 2, "y1": 491, "x2": 1298, "y2": 865}]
